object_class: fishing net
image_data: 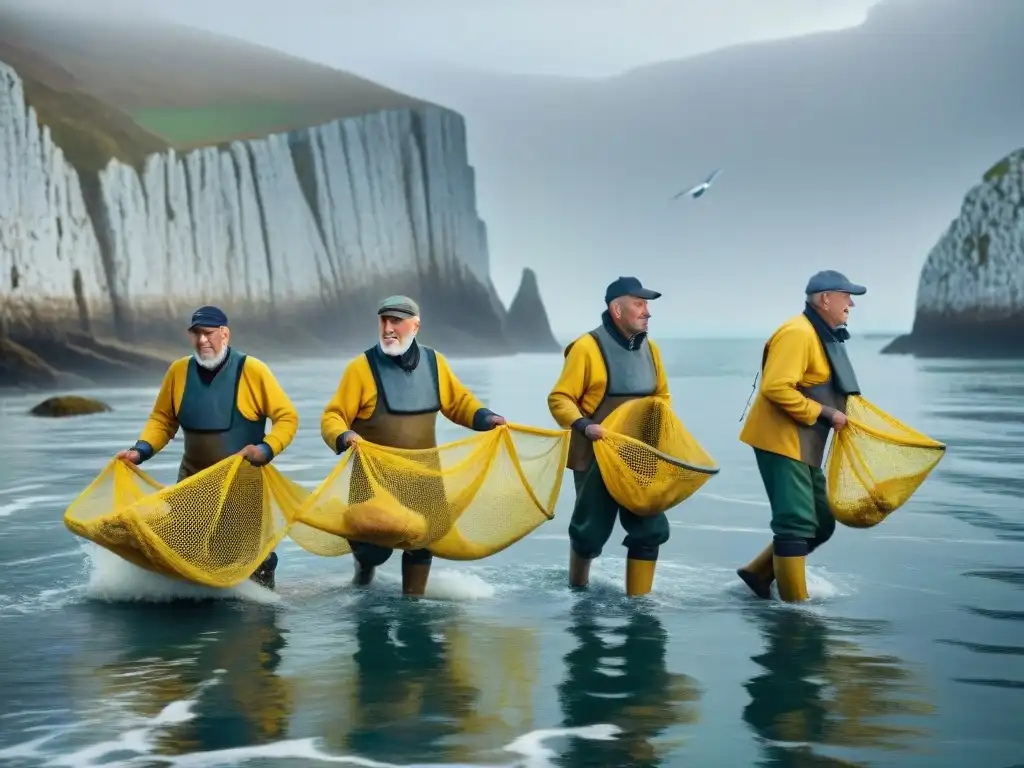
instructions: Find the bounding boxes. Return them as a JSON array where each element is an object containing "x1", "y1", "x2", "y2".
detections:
[
  {"x1": 825, "y1": 395, "x2": 946, "y2": 528},
  {"x1": 593, "y1": 396, "x2": 719, "y2": 516},
  {"x1": 295, "y1": 425, "x2": 569, "y2": 560},
  {"x1": 63, "y1": 456, "x2": 300, "y2": 588},
  {"x1": 63, "y1": 424, "x2": 570, "y2": 584}
]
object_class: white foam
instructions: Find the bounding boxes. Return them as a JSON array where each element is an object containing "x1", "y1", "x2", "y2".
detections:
[
  {"x1": 83, "y1": 545, "x2": 279, "y2": 605},
  {"x1": 0, "y1": 676, "x2": 620, "y2": 767},
  {"x1": 0, "y1": 494, "x2": 72, "y2": 517}
]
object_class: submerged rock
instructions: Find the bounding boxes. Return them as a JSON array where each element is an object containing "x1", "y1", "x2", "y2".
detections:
[{"x1": 30, "y1": 394, "x2": 112, "y2": 417}]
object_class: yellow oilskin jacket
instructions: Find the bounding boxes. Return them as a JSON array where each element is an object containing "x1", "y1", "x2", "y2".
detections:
[
  {"x1": 320, "y1": 350, "x2": 486, "y2": 449},
  {"x1": 739, "y1": 313, "x2": 831, "y2": 462},
  {"x1": 137, "y1": 355, "x2": 299, "y2": 457},
  {"x1": 547, "y1": 332, "x2": 670, "y2": 428}
]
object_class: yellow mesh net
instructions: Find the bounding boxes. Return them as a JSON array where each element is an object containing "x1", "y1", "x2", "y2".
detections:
[
  {"x1": 63, "y1": 456, "x2": 300, "y2": 588},
  {"x1": 593, "y1": 396, "x2": 720, "y2": 516},
  {"x1": 63, "y1": 424, "x2": 570, "y2": 585},
  {"x1": 294, "y1": 425, "x2": 569, "y2": 561},
  {"x1": 825, "y1": 395, "x2": 946, "y2": 528}
]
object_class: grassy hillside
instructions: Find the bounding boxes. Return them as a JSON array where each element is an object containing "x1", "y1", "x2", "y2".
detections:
[
  {"x1": 0, "y1": 6, "x2": 427, "y2": 152},
  {"x1": 0, "y1": 37, "x2": 168, "y2": 172}
]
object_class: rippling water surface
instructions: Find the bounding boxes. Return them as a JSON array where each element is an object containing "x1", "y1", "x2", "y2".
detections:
[{"x1": 0, "y1": 337, "x2": 1021, "y2": 767}]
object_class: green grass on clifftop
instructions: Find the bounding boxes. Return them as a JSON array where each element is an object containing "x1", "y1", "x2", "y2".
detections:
[
  {"x1": 0, "y1": 38, "x2": 168, "y2": 172},
  {"x1": 0, "y1": 8, "x2": 426, "y2": 156},
  {"x1": 131, "y1": 103, "x2": 335, "y2": 147}
]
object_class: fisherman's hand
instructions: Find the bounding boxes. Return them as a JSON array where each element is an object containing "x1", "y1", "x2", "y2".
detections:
[
  {"x1": 116, "y1": 449, "x2": 141, "y2": 465},
  {"x1": 342, "y1": 432, "x2": 361, "y2": 448},
  {"x1": 585, "y1": 424, "x2": 605, "y2": 440},
  {"x1": 238, "y1": 444, "x2": 270, "y2": 466},
  {"x1": 487, "y1": 414, "x2": 507, "y2": 427},
  {"x1": 831, "y1": 411, "x2": 848, "y2": 431}
]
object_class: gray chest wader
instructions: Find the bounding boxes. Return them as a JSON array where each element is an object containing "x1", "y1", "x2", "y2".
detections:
[
  {"x1": 348, "y1": 345, "x2": 444, "y2": 591},
  {"x1": 794, "y1": 336, "x2": 861, "y2": 467},
  {"x1": 565, "y1": 325, "x2": 659, "y2": 472},
  {"x1": 174, "y1": 350, "x2": 271, "y2": 576}
]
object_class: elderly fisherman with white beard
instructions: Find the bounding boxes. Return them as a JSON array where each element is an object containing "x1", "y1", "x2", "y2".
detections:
[
  {"x1": 320, "y1": 295, "x2": 507, "y2": 595},
  {"x1": 116, "y1": 305, "x2": 299, "y2": 589}
]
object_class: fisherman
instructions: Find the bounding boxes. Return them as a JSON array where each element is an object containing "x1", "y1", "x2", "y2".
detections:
[
  {"x1": 320, "y1": 295, "x2": 506, "y2": 596},
  {"x1": 115, "y1": 305, "x2": 299, "y2": 590},
  {"x1": 736, "y1": 270, "x2": 866, "y2": 602},
  {"x1": 547, "y1": 276, "x2": 671, "y2": 597}
]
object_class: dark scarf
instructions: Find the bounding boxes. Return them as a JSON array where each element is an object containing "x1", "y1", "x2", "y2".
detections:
[
  {"x1": 601, "y1": 310, "x2": 648, "y2": 351},
  {"x1": 803, "y1": 304, "x2": 861, "y2": 395}
]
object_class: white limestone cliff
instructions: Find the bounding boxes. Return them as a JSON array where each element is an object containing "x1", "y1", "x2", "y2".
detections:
[
  {"x1": 885, "y1": 148, "x2": 1024, "y2": 357},
  {"x1": 0, "y1": 60, "x2": 496, "y2": 347}
]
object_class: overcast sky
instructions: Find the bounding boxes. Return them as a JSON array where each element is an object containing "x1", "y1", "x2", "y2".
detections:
[{"x1": 12, "y1": 0, "x2": 882, "y2": 78}]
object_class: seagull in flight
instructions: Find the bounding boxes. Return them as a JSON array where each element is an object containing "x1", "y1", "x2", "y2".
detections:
[{"x1": 673, "y1": 168, "x2": 723, "y2": 200}]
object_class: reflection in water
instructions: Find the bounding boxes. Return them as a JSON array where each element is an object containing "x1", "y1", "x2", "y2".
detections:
[
  {"x1": 80, "y1": 601, "x2": 292, "y2": 754},
  {"x1": 556, "y1": 599, "x2": 701, "y2": 767},
  {"x1": 336, "y1": 598, "x2": 538, "y2": 764},
  {"x1": 925, "y1": 364, "x2": 1024, "y2": 542},
  {"x1": 949, "y1": 568, "x2": 1024, "y2": 690},
  {"x1": 743, "y1": 608, "x2": 935, "y2": 767}
]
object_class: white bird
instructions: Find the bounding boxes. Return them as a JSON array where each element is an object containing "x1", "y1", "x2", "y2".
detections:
[{"x1": 673, "y1": 168, "x2": 723, "y2": 200}]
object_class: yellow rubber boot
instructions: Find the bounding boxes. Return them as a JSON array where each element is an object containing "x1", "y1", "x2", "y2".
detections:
[
  {"x1": 625, "y1": 558, "x2": 656, "y2": 597},
  {"x1": 772, "y1": 554, "x2": 809, "y2": 602},
  {"x1": 737, "y1": 543, "x2": 776, "y2": 599},
  {"x1": 402, "y1": 561, "x2": 431, "y2": 596},
  {"x1": 569, "y1": 549, "x2": 591, "y2": 588}
]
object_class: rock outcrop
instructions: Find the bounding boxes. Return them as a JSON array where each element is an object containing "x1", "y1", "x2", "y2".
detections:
[
  {"x1": 0, "y1": 56, "x2": 553, "y2": 388},
  {"x1": 505, "y1": 268, "x2": 560, "y2": 352},
  {"x1": 883, "y1": 148, "x2": 1024, "y2": 358},
  {"x1": 30, "y1": 395, "x2": 111, "y2": 418}
]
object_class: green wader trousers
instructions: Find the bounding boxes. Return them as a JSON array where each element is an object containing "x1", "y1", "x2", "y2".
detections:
[
  {"x1": 753, "y1": 447, "x2": 836, "y2": 553},
  {"x1": 568, "y1": 460, "x2": 671, "y2": 561}
]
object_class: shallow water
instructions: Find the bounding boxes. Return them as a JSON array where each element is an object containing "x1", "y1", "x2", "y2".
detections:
[{"x1": 0, "y1": 337, "x2": 1021, "y2": 767}]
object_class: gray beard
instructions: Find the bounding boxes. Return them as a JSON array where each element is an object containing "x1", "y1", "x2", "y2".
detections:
[
  {"x1": 379, "y1": 332, "x2": 416, "y2": 357},
  {"x1": 194, "y1": 345, "x2": 229, "y2": 370}
]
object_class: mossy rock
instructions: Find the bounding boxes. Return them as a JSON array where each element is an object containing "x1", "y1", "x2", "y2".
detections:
[{"x1": 29, "y1": 395, "x2": 112, "y2": 418}]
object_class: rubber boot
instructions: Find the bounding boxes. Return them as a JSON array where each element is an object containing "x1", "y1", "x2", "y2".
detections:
[
  {"x1": 402, "y1": 560, "x2": 431, "y2": 596},
  {"x1": 569, "y1": 548, "x2": 591, "y2": 588},
  {"x1": 772, "y1": 554, "x2": 809, "y2": 602},
  {"x1": 625, "y1": 559, "x2": 656, "y2": 597},
  {"x1": 352, "y1": 561, "x2": 375, "y2": 587},
  {"x1": 737, "y1": 543, "x2": 775, "y2": 599},
  {"x1": 250, "y1": 551, "x2": 278, "y2": 590}
]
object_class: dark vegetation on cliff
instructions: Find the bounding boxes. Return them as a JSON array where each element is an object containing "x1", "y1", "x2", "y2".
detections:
[
  {"x1": 0, "y1": 7, "x2": 559, "y2": 389},
  {"x1": 881, "y1": 146, "x2": 1024, "y2": 359}
]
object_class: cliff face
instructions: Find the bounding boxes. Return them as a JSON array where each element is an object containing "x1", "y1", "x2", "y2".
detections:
[
  {"x1": 883, "y1": 148, "x2": 1024, "y2": 357},
  {"x1": 0, "y1": 58, "x2": 556, "y2": 388}
]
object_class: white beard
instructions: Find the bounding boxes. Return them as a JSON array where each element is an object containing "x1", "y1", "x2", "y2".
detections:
[
  {"x1": 379, "y1": 330, "x2": 416, "y2": 357},
  {"x1": 194, "y1": 345, "x2": 229, "y2": 370}
]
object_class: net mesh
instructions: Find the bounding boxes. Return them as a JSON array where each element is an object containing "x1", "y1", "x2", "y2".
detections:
[
  {"x1": 295, "y1": 425, "x2": 569, "y2": 561},
  {"x1": 594, "y1": 396, "x2": 719, "y2": 516},
  {"x1": 63, "y1": 456, "x2": 298, "y2": 588},
  {"x1": 64, "y1": 424, "x2": 570, "y2": 583},
  {"x1": 825, "y1": 395, "x2": 946, "y2": 528}
]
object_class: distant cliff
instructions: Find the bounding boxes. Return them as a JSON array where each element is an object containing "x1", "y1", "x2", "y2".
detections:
[
  {"x1": 0, "y1": 59, "x2": 554, "y2": 388},
  {"x1": 883, "y1": 148, "x2": 1024, "y2": 358}
]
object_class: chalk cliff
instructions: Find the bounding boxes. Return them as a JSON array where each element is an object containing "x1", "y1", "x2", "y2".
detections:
[
  {"x1": 883, "y1": 148, "x2": 1024, "y2": 357},
  {"x1": 0, "y1": 59, "x2": 555, "y2": 387}
]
